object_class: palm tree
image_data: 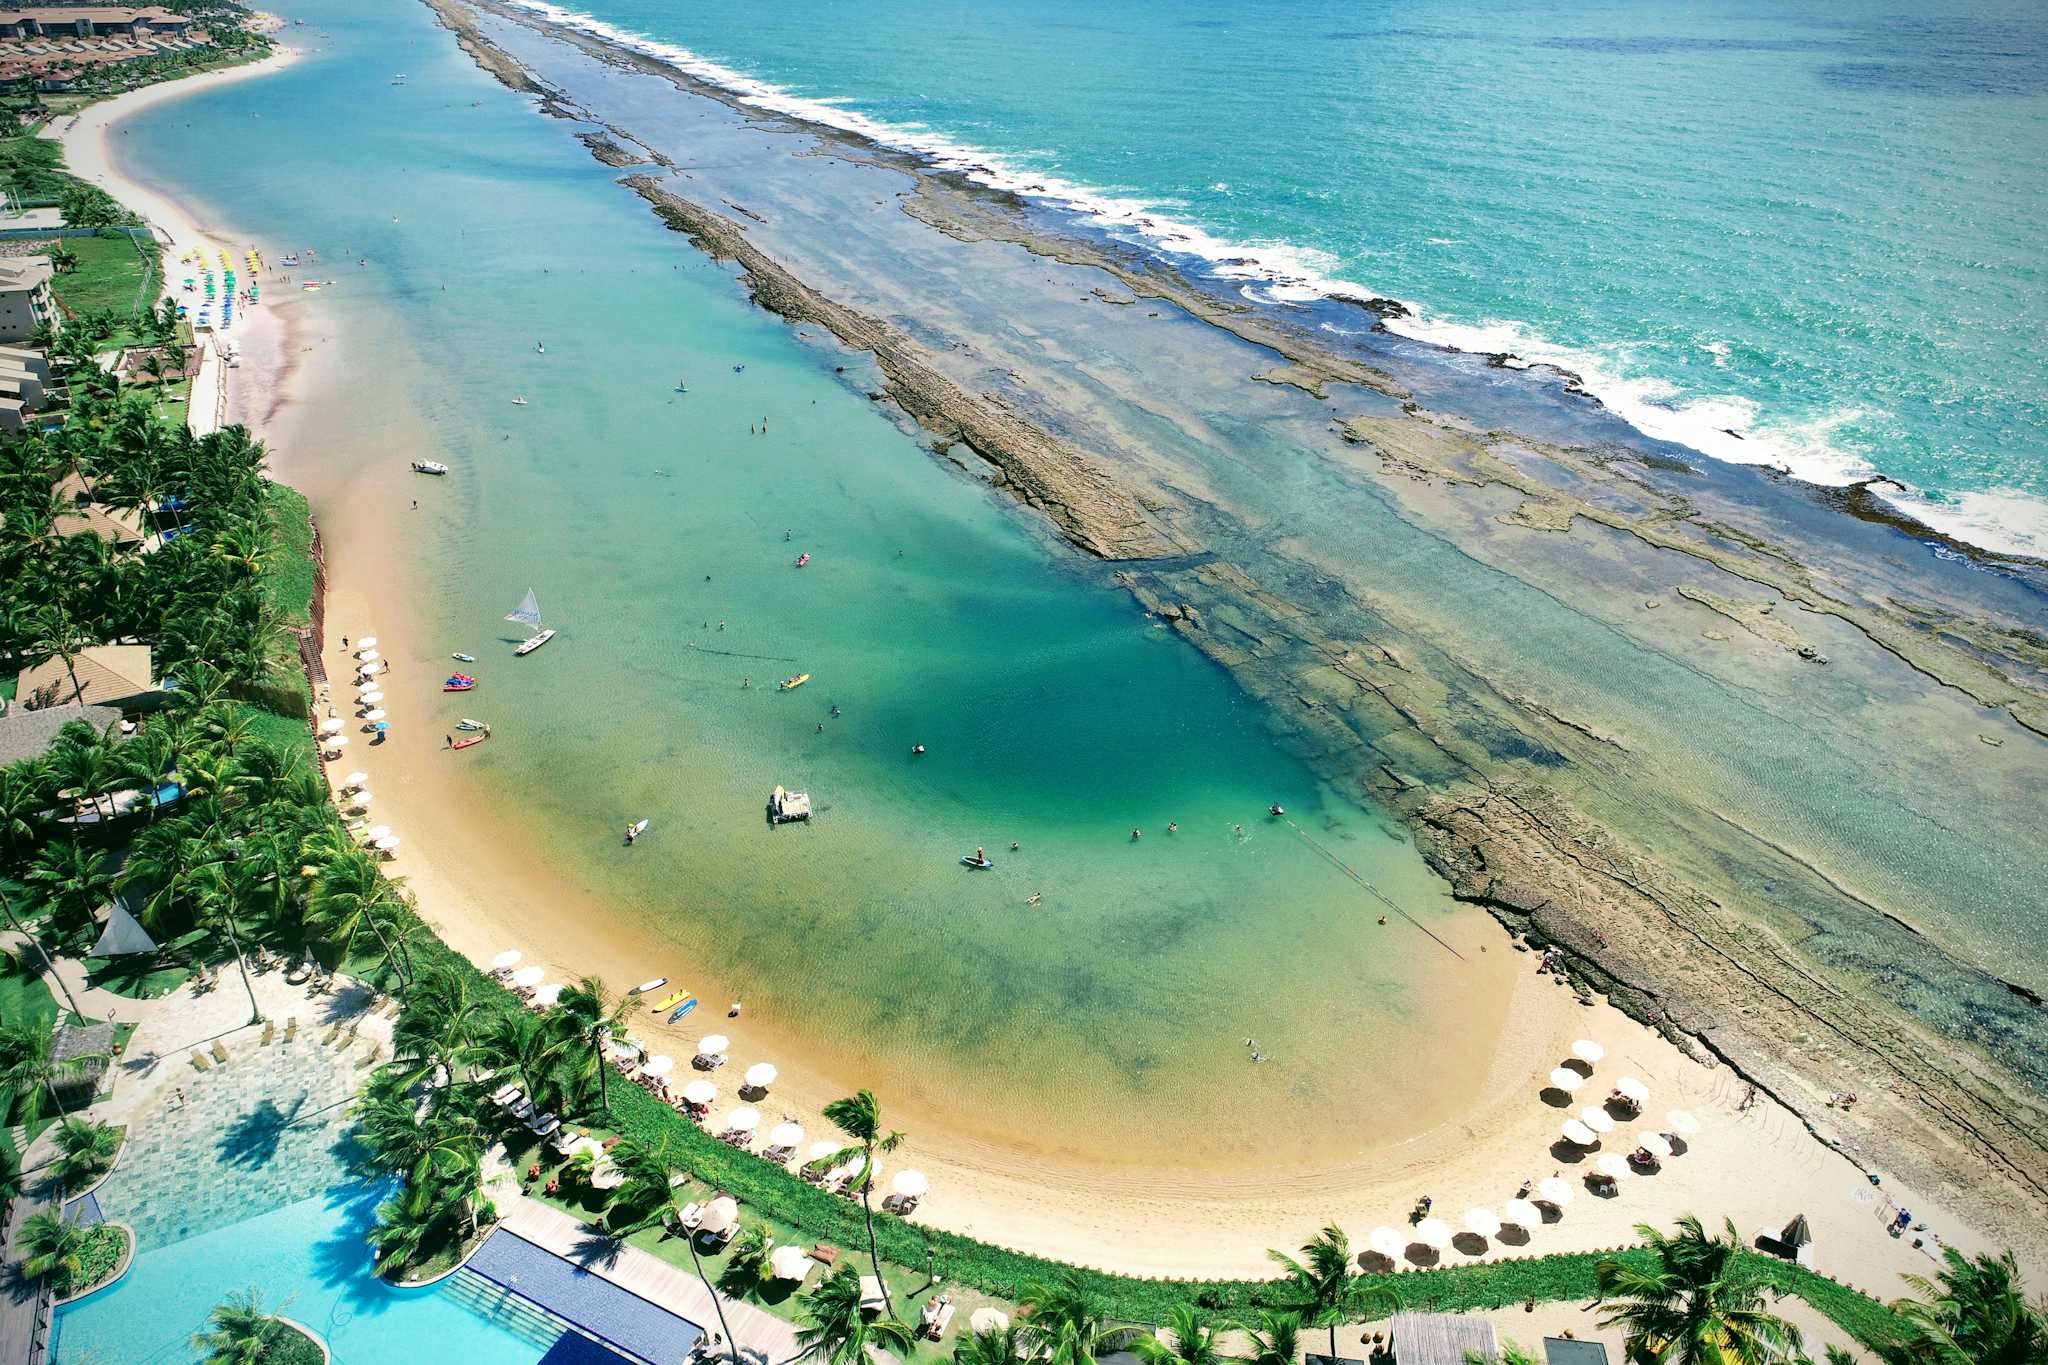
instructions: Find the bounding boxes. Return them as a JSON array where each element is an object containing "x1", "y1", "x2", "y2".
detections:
[
  {"x1": 727, "y1": 1219, "x2": 773, "y2": 1282},
  {"x1": 686, "y1": 1209, "x2": 744, "y2": 1365},
  {"x1": 1268, "y1": 1226, "x2": 1395, "y2": 1358},
  {"x1": 956, "y1": 1318, "x2": 1032, "y2": 1365},
  {"x1": 821, "y1": 1088, "x2": 905, "y2": 1319},
  {"x1": 1234, "y1": 1308, "x2": 1304, "y2": 1365},
  {"x1": 793, "y1": 1263, "x2": 917, "y2": 1365},
  {"x1": 1878, "y1": 1246, "x2": 2044, "y2": 1365},
  {"x1": 18, "y1": 1211, "x2": 88, "y2": 1286},
  {"x1": 192, "y1": 1286, "x2": 291, "y2": 1365},
  {"x1": 1595, "y1": 1216, "x2": 1802, "y2": 1364},
  {"x1": 24, "y1": 840, "x2": 115, "y2": 939},
  {"x1": 391, "y1": 966, "x2": 485, "y2": 1090},
  {"x1": 0, "y1": 1020, "x2": 104, "y2": 1123},
  {"x1": 49, "y1": 1116, "x2": 120, "y2": 1193},
  {"x1": 1136, "y1": 1305, "x2": 1228, "y2": 1365},
  {"x1": 551, "y1": 975, "x2": 635, "y2": 1112},
  {"x1": 22, "y1": 605, "x2": 86, "y2": 707},
  {"x1": 1018, "y1": 1269, "x2": 1145, "y2": 1365},
  {"x1": 354, "y1": 1075, "x2": 482, "y2": 1230},
  {"x1": 482, "y1": 1008, "x2": 569, "y2": 1116},
  {"x1": 306, "y1": 848, "x2": 402, "y2": 960},
  {"x1": 367, "y1": 1176, "x2": 446, "y2": 1273}
]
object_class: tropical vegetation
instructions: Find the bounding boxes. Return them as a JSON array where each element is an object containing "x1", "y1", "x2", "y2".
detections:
[
  {"x1": 1595, "y1": 1216, "x2": 1803, "y2": 1364},
  {"x1": 193, "y1": 1286, "x2": 323, "y2": 1365},
  {"x1": 17, "y1": 1211, "x2": 126, "y2": 1297}
]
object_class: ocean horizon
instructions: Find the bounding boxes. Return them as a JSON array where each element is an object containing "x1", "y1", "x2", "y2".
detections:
[{"x1": 505, "y1": 0, "x2": 2048, "y2": 558}]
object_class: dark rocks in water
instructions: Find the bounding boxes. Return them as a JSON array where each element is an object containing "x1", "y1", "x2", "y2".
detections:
[{"x1": 1796, "y1": 645, "x2": 1830, "y2": 664}]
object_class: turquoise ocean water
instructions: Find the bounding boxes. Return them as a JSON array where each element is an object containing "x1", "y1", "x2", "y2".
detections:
[
  {"x1": 115, "y1": 0, "x2": 1507, "y2": 1163},
  {"x1": 510, "y1": 0, "x2": 2048, "y2": 556}
]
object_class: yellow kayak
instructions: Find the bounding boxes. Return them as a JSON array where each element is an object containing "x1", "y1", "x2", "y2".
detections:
[{"x1": 779, "y1": 673, "x2": 810, "y2": 690}]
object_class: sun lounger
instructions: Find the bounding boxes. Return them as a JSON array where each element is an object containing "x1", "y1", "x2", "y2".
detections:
[
  {"x1": 190, "y1": 1049, "x2": 211, "y2": 1071},
  {"x1": 859, "y1": 1276, "x2": 886, "y2": 1312},
  {"x1": 530, "y1": 1115, "x2": 562, "y2": 1138},
  {"x1": 677, "y1": 1202, "x2": 704, "y2": 1230},
  {"x1": 260, "y1": 1021, "x2": 276, "y2": 1045},
  {"x1": 810, "y1": 1243, "x2": 839, "y2": 1266},
  {"x1": 284, "y1": 1017, "x2": 299, "y2": 1041},
  {"x1": 922, "y1": 1298, "x2": 955, "y2": 1339},
  {"x1": 211, "y1": 1040, "x2": 230, "y2": 1065}
]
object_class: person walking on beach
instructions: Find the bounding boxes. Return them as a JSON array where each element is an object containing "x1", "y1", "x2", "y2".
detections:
[{"x1": 445, "y1": 735, "x2": 452, "y2": 748}]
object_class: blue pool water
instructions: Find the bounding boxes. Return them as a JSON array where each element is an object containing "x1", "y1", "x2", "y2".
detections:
[
  {"x1": 53, "y1": 1180, "x2": 539, "y2": 1364},
  {"x1": 510, "y1": 0, "x2": 2048, "y2": 555}
]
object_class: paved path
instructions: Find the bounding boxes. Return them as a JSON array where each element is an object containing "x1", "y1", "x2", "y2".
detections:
[{"x1": 499, "y1": 1197, "x2": 801, "y2": 1365}]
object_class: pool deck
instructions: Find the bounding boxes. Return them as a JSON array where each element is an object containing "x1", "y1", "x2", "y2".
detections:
[{"x1": 495, "y1": 1197, "x2": 801, "y2": 1365}]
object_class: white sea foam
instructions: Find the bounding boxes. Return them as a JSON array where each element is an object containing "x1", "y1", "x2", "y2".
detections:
[{"x1": 503, "y1": 0, "x2": 2047, "y2": 560}]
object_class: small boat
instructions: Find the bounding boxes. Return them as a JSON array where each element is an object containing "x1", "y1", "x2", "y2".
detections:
[
  {"x1": 511, "y1": 396, "x2": 529, "y2": 407},
  {"x1": 514, "y1": 628, "x2": 556, "y2": 656},
  {"x1": 961, "y1": 854, "x2": 995, "y2": 870},
  {"x1": 768, "y1": 785, "x2": 812, "y2": 824},
  {"x1": 779, "y1": 673, "x2": 810, "y2": 691},
  {"x1": 443, "y1": 677, "x2": 476, "y2": 692},
  {"x1": 794, "y1": 552, "x2": 810, "y2": 568},
  {"x1": 456, "y1": 718, "x2": 488, "y2": 731},
  {"x1": 452, "y1": 653, "x2": 476, "y2": 662},
  {"x1": 411, "y1": 460, "x2": 448, "y2": 475},
  {"x1": 536, "y1": 342, "x2": 546, "y2": 354},
  {"x1": 507, "y1": 590, "x2": 555, "y2": 655},
  {"x1": 630, "y1": 977, "x2": 668, "y2": 996},
  {"x1": 667, "y1": 996, "x2": 699, "y2": 1023},
  {"x1": 451, "y1": 732, "x2": 488, "y2": 749},
  {"x1": 650, "y1": 988, "x2": 690, "y2": 1012},
  {"x1": 673, "y1": 377, "x2": 688, "y2": 392}
]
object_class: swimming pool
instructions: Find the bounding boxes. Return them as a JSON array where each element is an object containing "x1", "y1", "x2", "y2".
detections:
[{"x1": 53, "y1": 1180, "x2": 545, "y2": 1364}]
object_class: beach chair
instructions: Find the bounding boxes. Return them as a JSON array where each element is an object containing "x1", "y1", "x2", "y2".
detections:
[
  {"x1": 858, "y1": 1276, "x2": 886, "y2": 1313},
  {"x1": 284, "y1": 1017, "x2": 299, "y2": 1041},
  {"x1": 677, "y1": 1201, "x2": 705, "y2": 1230},
  {"x1": 260, "y1": 1021, "x2": 276, "y2": 1046},
  {"x1": 211, "y1": 1040, "x2": 231, "y2": 1065},
  {"x1": 810, "y1": 1243, "x2": 840, "y2": 1267},
  {"x1": 190, "y1": 1049, "x2": 212, "y2": 1072}
]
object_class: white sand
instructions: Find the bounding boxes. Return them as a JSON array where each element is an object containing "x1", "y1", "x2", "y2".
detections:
[{"x1": 50, "y1": 43, "x2": 2023, "y2": 1296}]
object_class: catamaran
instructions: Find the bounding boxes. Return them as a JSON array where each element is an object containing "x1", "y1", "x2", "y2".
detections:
[{"x1": 507, "y1": 590, "x2": 556, "y2": 655}]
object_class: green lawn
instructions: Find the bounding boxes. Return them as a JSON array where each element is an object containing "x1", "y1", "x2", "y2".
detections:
[
  {"x1": 50, "y1": 232, "x2": 157, "y2": 320},
  {"x1": 262, "y1": 484, "x2": 317, "y2": 626},
  {"x1": 0, "y1": 956, "x2": 58, "y2": 1033}
]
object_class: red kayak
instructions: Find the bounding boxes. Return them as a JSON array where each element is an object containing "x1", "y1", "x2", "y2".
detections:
[
  {"x1": 451, "y1": 732, "x2": 489, "y2": 750},
  {"x1": 794, "y1": 552, "x2": 810, "y2": 567}
]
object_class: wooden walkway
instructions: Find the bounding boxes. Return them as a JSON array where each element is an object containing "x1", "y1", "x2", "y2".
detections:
[{"x1": 499, "y1": 1197, "x2": 801, "y2": 1365}]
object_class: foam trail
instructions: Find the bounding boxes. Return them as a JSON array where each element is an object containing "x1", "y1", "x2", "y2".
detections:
[{"x1": 500, "y1": 0, "x2": 2048, "y2": 560}]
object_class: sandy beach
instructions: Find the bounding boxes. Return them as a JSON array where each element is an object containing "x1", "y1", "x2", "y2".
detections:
[{"x1": 52, "y1": 16, "x2": 2035, "y2": 1306}]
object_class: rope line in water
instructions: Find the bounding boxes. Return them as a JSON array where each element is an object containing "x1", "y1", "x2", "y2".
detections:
[
  {"x1": 686, "y1": 644, "x2": 799, "y2": 662},
  {"x1": 1280, "y1": 816, "x2": 1465, "y2": 960}
]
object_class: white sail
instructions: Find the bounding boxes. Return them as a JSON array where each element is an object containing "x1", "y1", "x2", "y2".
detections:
[{"x1": 505, "y1": 589, "x2": 543, "y2": 628}]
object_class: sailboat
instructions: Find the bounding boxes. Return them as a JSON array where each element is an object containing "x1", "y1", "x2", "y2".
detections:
[{"x1": 507, "y1": 589, "x2": 556, "y2": 655}]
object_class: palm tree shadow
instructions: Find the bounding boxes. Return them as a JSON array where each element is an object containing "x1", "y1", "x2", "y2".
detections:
[
  {"x1": 567, "y1": 1228, "x2": 624, "y2": 1271},
  {"x1": 309, "y1": 1182, "x2": 396, "y2": 1316},
  {"x1": 218, "y1": 1095, "x2": 309, "y2": 1168}
]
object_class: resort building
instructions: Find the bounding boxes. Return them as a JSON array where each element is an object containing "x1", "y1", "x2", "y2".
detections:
[
  {"x1": 13, "y1": 642, "x2": 164, "y2": 711},
  {"x1": 0, "y1": 7, "x2": 190, "y2": 40},
  {"x1": 0, "y1": 254, "x2": 53, "y2": 342},
  {"x1": 0, "y1": 700, "x2": 121, "y2": 765}
]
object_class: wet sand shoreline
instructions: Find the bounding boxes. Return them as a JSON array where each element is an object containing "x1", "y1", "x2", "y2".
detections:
[{"x1": 435, "y1": 0, "x2": 2048, "y2": 1268}]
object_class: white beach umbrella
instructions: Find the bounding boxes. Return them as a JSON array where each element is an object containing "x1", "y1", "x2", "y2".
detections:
[
  {"x1": 1367, "y1": 1227, "x2": 1406, "y2": 1259},
  {"x1": 1615, "y1": 1076, "x2": 1650, "y2": 1103},
  {"x1": 1537, "y1": 1176, "x2": 1575, "y2": 1206},
  {"x1": 490, "y1": 950, "x2": 523, "y2": 970},
  {"x1": 1594, "y1": 1153, "x2": 1632, "y2": 1180},
  {"x1": 363, "y1": 709, "x2": 387, "y2": 722},
  {"x1": 1547, "y1": 1067, "x2": 1586, "y2": 1092},
  {"x1": 325, "y1": 734, "x2": 351, "y2": 749},
  {"x1": 891, "y1": 1169, "x2": 929, "y2": 1199},
  {"x1": 744, "y1": 1062, "x2": 777, "y2": 1089},
  {"x1": 358, "y1": 689, "x2": 384, "y2": 704},
  {"x1": 806, "y1": 1140, "x2": 843, "y2": 1163},
  {"x1": 319, "y1": 717, "x2": 346, "y2": 733},
  {"x1": 682, "y1": 1079, "x2": 717, "y2": 1105},
  {"x1": 770, "y1": 1244, "x2": 812, "y2": 1281},
  {"x1": 643, "y1": 1055, "x2": 675, "y2": 1078},
  {"x1": 1561, "y1": 1119, "x2": 1598, "y2": 1146},
  {"x1": 1412, "y1": 1218, "x2": 1452, "y2": 1250},
  {"x1": 532, "y1": 983, "x2": 563, "y2": 1007},
  {"x1": 1463, "y1": 1207, "x2": 1502, "y2": 1238},
  {"x1": 373, "y1": 836, "x2": 400, "y2": 852},
  {"x1": 696, "y1": 1034, "x2": 730, "y2": 1058},
  {"x1": 366, "y1": 825, "x2": 392, "y2": 841},
  {"x1": 698, "y1": 1196, "x2": 739, "y2": 1235},
  {"x1": 512, "y1": 965, "x2": 545, "y2": 988},
  {"x1": 356, "y1": 649, "x2": 379, "y2": 662},
  {"x1": 970, "y1": 1309, "x2": 1009, "y2": 1334},
  {"x1": 1639, "y1": 1132, "x2": 1673, "y2": 1159},
  {"x1": 1502, "y1": 1198, "x2": 1542, "y2": 1228},
  {"x1": 1579, "y1": 1106, "x2": 1616, "y2": 1134},
  {"x1": 767, "y1": 1121, "x2": 805, "y2": 1150},
  {"x1": 356, "y1": 661, "x2": 383, "y2": 675},
  {"x1": 341, "y1": 771, "x2": 368, "y2": 789},
  {"x1": 1572, "y1": 1039, "x2": 1606, "y2": 1063},
  {"x1": 723, "y1": 1106, "x2": 761, "y2": 1134},
  {"x1": 1666, "y1": 1109, "x2": 1700, "y2": 1135},
  {"x1": 356, "y1": 636, "x2": 377, "y2": 648}
]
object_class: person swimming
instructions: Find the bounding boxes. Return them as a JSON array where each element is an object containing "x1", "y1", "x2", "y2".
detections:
[{"x1": 912, "y1": 743, "x2": 926, "y2": 755}]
